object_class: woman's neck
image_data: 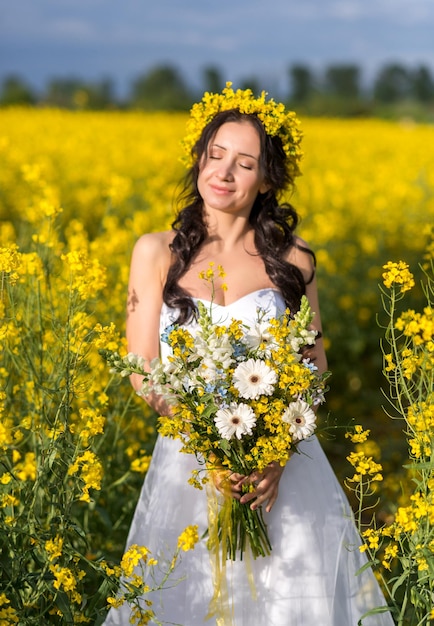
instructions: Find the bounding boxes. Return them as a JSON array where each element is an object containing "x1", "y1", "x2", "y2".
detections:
[{"x1": 203, "y1": 213, "x2": 254, "y2": 251}]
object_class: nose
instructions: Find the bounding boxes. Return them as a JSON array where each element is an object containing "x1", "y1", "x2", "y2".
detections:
[{"x1": 216, "y1": 160, "x2": 235, "y2": 181}]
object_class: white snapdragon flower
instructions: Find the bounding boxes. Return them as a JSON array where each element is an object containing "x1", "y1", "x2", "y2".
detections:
[
  {"x1": 289, "y1": 328, "x2": 317, "y2": 353},
  {"x1": 195, "y1": 359, "x2": 219, "y2": 383},
  {"x1": 125, "y1": 352, "x2": 146, "y2": 368},
  {"x1": 195, "y1": 333, "x2": 234, "y2": 369}
]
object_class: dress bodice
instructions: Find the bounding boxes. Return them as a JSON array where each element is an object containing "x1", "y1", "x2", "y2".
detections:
[{"x1": 159, "y1": 288, "x2": 286, "y2": 360}]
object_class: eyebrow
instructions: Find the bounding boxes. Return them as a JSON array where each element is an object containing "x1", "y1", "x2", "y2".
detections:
[{"x1": 211, "y1": 142, "x2": 259, "y2": 161}]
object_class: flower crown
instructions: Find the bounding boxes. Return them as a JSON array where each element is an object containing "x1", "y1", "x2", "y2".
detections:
[{"x1": 181, "y1": 82, "x2": 303, "y2": 183}]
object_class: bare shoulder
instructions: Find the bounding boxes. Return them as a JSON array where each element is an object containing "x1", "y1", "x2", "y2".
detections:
[
  {"x1": 286, "y1": 236, "x2": 315, "y2": 279},
  {"x1": 133, "y1": 230, "x2": 174, "y2": 259},
  {"x1": 132, "y1": 230, "x2": 173, "y2": 271},
  {"x1": 128, "y1": 230, "x2": 174, "y2": 296}
]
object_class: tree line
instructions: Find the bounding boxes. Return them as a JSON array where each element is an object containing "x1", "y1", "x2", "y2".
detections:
[{"x1": 1, "y1": 62, "x2": 433, "y2": 119}]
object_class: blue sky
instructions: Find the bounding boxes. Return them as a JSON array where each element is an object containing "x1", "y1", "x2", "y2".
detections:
[{"x1": 1, "y1": 0, "x2": 433, "y2": 97}]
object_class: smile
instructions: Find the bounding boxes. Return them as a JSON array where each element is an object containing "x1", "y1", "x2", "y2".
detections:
[{"x1": 210, "y1": 184, "x2": 233, "y2": 194}]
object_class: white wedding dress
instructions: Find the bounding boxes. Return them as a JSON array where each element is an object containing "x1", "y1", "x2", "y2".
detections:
[{"x1": 103, "y1": 289, "x2": 394, "y2": 626}]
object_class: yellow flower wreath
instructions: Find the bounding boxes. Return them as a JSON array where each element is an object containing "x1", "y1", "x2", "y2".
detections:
[{"x1": 181, "y1": 82, "x2": 303, "y2": 183}]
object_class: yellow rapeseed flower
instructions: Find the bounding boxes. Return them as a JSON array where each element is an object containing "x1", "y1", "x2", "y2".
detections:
[
  {"x1": 0, "y1": 244, "x2": 22, "y2": 285},
  {"x1": 130, "y1": 455, "x2": 151, "y2": 474},
  {"x1": 50, "y1": 565, "x2": 79, "y2": 592},
  {"x1": 346, "y1": 425, "x2": 370, "y2": 444},
  {"x1": 382, "y1": 260, "x2": 415, "y2": 292},
  {"x1": 120, "y1": 545, "x2": 150, "y2": 578},
  {"x1": 177, "y1": 524, "x2": 199, "y2": 552},
  {"x1": 68, "y1": 451, "x2": 103, "y2": 502},
  {"x1": 45, "y1": 535, "x2": 64, "y2": 561}
]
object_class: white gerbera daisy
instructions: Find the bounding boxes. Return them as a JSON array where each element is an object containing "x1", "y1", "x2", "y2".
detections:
[
  {"x1": 214, "y1": 403, "x2": 257, "y2": 440},
  {"x1": 233, "y1": 359, "x2": 277, "y2": 400},
  {"x1": 282, "y1": 399, "x2": 316, "y2": 442}
]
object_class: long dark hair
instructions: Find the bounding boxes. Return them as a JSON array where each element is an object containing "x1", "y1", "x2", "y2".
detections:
[{"x1": 163, "y1": 109, "x2": 315, "y2": 324}]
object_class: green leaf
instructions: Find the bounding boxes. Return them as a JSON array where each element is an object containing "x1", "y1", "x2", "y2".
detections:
[
  {"x1": 357, "y1": 605, "x2": 394, "y2": 625},
  {"x1": 55, "y1": 590, "x2": 75, "y2": 622}
]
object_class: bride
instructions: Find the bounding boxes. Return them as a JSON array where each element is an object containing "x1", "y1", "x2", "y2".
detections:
[{"x1": 103, "y1": 84, "x2": 394, "y2": 626}]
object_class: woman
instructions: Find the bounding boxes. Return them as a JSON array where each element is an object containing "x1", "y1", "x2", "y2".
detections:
[{"x1": 104, "y1": 84, "x2": 394, "y2": 625}]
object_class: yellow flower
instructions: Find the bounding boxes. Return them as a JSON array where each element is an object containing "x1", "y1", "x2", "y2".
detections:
[
  {"x1": 0, "y1": 593, "x2": 19, "y2": 623},
  {"x1": 107, "y1": 596, "x2": 125, "y2": 609},
  {"x1": 14, "y1": 451, "x2": 37, "y2": 481},
  {"x1": 382, "y1": 260, "x2": 415, "y2": 292},
  {"x1": 50, "y1": 565, "x2": 80, "y2": 592},
  {"x1": 188, "y1": 469, "x2": 206, "y2": 490},
  {"x1": 72, "y1": 408, "x2": 106, "y2": 446},
  {"x1": 61, "y1": 250, "x2": 107, "y2": 300},
  {"x1": 346, "y1": 425, "x2": 370, "y2": 444},
  {"x1": 0, "y1": 473, "x2": 11, "y2": 485},
  {"x1": 381, "y1": 543, "x2": 398, "y2": 570},
  {"x1": 395, "y1": 307, "x2": 434, "y2": 349},
  {"x1": 346, "y1": 451, "x2": 383, "y2": 483},
  {"x1": 394, "y1": 505, "x2": 418, "y2": 534},
  {"x1": 177, "y1": 525, "x2": 199, "y2": 552},
  {"x1": 130, "y1": 455, "x2": 151, "y2": 474},
  {"x1": 361, "y1": 528, "x2": 380, "y2": 550},
  {"x1": 383, "y1": 353, "x2": 396, "y2": 371},
  {"x1": 92, "y1": 322, "x2": 124, "y2": 352},
  {"x1": 120, "y1": 545, "x2": 150, "y2": 578},
  {"x1": 45, "y1": 535, "x2": 64, "y2": 561},
  {"x1": 130, "y1": 604, "x2": 155, "y2": 625},
  {"x1": 68, "y1": 451, "x2": 103, "y2": 502},
  {"x1": 182, "y1": 82, "x2": 303, "y2": 185},
  {"x1": 0, "y1": 243, "x2": 22, "y2": 285},
  {"x1": 1, "y1": 494, "x2": 20, "y2": 508}
]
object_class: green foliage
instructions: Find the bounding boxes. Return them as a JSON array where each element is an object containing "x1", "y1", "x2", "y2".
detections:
[
  {"x1": 0, "y1": 203, "x2": 188, "y2": 622},
  {"x1": 130, "y1": 65, "x2": 193, "y2": 111},
  {"x1": 1, "y1": 61, "x2": 433, "y2": 119},
  {"x1": 346, "y1": 249, "x2": 434, "y2": 625}
]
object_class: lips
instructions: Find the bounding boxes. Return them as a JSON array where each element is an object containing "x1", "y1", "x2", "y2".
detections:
[{"x1": 209, "y1": 184, "x2": 233, "y2": 194}]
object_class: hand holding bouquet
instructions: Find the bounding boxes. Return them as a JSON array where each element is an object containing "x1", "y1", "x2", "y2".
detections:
[{"x1": 103, "y1": 293, "x2": 330, "y2": 561}]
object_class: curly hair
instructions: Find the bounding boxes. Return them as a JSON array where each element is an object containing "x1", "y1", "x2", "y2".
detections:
[{"x1": 163, "y1": 109, "x2": 315, "y2": 324}]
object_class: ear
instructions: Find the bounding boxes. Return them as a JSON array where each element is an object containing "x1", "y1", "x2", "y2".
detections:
[{"x1": 259, "y1": 181, "x2": 271, "y2": 194}]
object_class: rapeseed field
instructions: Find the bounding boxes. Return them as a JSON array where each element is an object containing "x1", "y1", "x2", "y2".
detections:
[{"x1": 1, "y1": 108, "x2": 433, "y2": 624}]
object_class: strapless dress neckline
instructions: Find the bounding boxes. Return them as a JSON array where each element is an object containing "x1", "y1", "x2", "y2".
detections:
[{"x1": 191, "y1": 287, "x2": 282, "y2": 309}]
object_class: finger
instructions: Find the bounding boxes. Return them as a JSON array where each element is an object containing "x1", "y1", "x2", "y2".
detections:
[
  {"x1": 215, "y1": 478, "x2": 242, "y2": 499},
  {"x1": 251, "y1": 487, "x2": 277, "y2": 512},
  {"x1": 246, "y1": 471, "x2": 261, "y2": 485},
  {"x1": 229, "y1": 472, "x2": 246, "y2": 484},
  {"x1": 217, "y1": 471, "x2": 247, "y2": 496},
  {"x1": 239, "y1": 479, "x2": 270, "y2": 505},
  {"x1": 239, "y1": 489, "x2": 257, "y2": 505},
  {"x1": 265, "y1": 490, "x2": 278, "y2": 513}
]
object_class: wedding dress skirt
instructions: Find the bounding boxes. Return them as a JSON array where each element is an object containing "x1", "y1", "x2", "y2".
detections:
[{"x1": 103, "y1": 289, "x2": 394, "y2": 626}]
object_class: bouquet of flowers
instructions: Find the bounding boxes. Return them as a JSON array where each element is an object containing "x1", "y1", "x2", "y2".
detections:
[{"x1": 103, "y1": 294, "x2": 329, "y2": 561}]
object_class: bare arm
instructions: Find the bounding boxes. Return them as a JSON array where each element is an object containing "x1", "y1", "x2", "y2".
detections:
[
  {"x1": 287, "y1": 238, "x2": 328, "y2": 375},
  {"x1": 126, "y1": 231, "x2": 173, "y2": 415}
]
